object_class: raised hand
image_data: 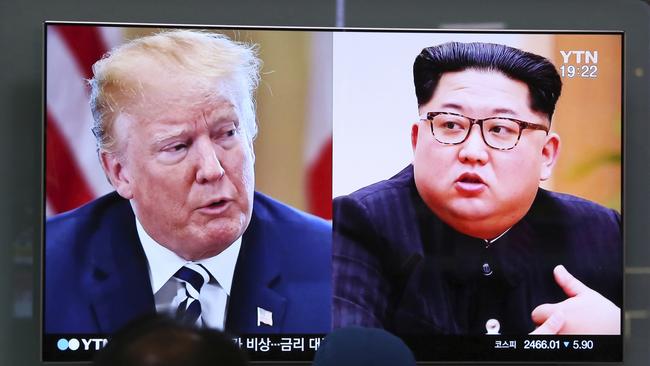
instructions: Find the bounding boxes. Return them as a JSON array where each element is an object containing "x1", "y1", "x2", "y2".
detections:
[{"x1": 530, "y1": 265, "x2": 620, "y2": 335}]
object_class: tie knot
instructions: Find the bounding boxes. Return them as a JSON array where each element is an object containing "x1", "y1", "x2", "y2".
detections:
[{"x1": 174, "y1": 264, "x2": 210, "y2": 296}]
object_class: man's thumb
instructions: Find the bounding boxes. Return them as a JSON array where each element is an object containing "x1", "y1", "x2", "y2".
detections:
[{"x1": 553, "y1": 265, "x2": 588, "y2": 297}]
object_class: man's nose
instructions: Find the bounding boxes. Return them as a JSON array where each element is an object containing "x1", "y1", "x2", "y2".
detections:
[
  {"x1": 195, "y1": 139, "x2": 225, "y2": 183},
  {"x1": 458, "y1": 124, "x2": 489, "y2": 165}
]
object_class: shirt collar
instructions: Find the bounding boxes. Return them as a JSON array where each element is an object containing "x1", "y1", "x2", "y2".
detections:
[
  {"x1": 483, "y1": 227, "x2": 512, "y2": 247},
  {"x1": 134, "y1": 215, "x2": 241, "y2": 296}
]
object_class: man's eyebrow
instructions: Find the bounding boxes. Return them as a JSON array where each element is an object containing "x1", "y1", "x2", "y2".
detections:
[
  {"x1": 205, "y1": 117, "x2": 241, "y2": 136},
  {"x1": 438, "y1": 103, "x2": 518, "y2": 117},
  {"x1": 151, "y1": 129, "x2": 190, "y2": 146},
  {"x1": 438, "y1": 102, "x2": 464, "y2": 110},
  {"x1": 490, "y1": 107, "x2": 518, "y2": 116}
]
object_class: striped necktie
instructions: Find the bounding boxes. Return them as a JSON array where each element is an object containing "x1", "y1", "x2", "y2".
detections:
[{"x1": 173, "y1": 263, "x2": 210, "y2": 326}]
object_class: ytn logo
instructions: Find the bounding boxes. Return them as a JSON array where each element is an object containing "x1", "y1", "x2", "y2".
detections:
[
  {"x1": 559, "y1": 50, "x2": 598, "y2": 64},
  {"x1": 57, "y1": 338, "x2": 108, "y2": 351}
]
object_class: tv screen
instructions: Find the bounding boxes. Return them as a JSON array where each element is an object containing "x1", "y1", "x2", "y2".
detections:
[{"x1": 43, "y1": 22, "x2": 623, "y2": 363}]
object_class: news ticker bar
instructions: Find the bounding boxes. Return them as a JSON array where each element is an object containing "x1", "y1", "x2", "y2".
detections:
[
  {"x1": 43, "y1": 334, "x2": 622, "y2": 363},
  {"x1": 43, "y1": 334, "x2": 324, "y2": 362}
]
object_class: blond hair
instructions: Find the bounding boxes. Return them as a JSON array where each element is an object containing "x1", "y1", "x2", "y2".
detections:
[{"x1": 89, "y1": 30, "x2": 261, "y2": 153}]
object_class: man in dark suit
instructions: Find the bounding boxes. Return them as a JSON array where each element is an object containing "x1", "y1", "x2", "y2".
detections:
[
  {"x1": 333, "y1": 42, "x2": 622, "y2": 336},
  {"x1": 45, "y1": 30, "x2": 330, "y2": 335}
]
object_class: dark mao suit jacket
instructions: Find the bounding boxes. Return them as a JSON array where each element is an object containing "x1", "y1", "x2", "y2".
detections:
[
  {"x1": 46, "y1": 191, "x2": 331, "y2": 335},
  {"x1": 333, "y1": 165, "x2": 622, "y2": 335}
]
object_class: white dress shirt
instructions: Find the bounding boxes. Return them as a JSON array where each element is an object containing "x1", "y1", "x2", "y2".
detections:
[{"x1": 134, "y1": 216, "x2": 241, "y2": 329}]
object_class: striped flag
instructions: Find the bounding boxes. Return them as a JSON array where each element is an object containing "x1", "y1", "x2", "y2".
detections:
[
  {"x1": 45, "y1": 25, "x2": 121, "y2": 216},
  {"x1": 305, "y1": 32, "x2": 333, "y2": 220}
]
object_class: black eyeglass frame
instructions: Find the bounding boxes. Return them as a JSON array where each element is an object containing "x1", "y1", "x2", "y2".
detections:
[{"x1": 420, "y1": 111, "x2": 550, "y2": 151}]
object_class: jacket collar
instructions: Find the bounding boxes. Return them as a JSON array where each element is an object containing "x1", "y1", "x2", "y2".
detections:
[
  {"x1": 87, "y1": 193, "x2": 156, "y2": 333},
  {"x1": 225, "y1": 192, "x2": 287, "y2": 334}
]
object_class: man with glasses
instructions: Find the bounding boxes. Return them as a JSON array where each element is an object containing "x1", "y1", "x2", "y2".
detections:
[{"x1": 333, "y1": 42, "x2": 621, "y2": 335}]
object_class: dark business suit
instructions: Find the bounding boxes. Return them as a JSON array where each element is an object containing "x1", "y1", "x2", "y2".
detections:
[
  {"x1": 45, "y1": 191, "x2": 331, "y2": 335},
  {"x1": 333, "y1": 165, "x2": 622, "y2": 335}
]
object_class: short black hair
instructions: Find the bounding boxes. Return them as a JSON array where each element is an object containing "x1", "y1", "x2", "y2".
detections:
[
  {"x1": 413, "y1": 42, "x2": 562, "y2": 121},
  {"x1": 93, "y1": 315, "x2": 249, "y2": 366}
]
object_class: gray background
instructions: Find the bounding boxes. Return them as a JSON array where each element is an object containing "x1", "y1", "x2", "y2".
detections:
[{"x1": 0, "y1": 0, "x2": 647, "y2": 365}]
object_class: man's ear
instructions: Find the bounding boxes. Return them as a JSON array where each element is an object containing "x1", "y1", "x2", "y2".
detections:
[
  {"x1": 411, "y1": 123, "x2": 420, "y2": 153},
  {"x1": 100, "y1": 151, "x2": 134, "y2": 199},
  {"x1": 540, "y1": 132, "x2": 561, "y2": 181}
]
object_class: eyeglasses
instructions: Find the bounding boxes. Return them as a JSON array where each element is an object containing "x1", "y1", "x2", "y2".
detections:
[{"x1": 420, "y1": 111, "x2": 549, "y2": 151}]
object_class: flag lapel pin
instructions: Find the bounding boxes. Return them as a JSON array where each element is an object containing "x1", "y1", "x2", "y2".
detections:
[{"x1": 257, "y1": 307, "x2": 273, "y2": 327}]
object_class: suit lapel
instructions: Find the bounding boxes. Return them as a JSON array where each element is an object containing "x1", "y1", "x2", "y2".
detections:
[
  {"x1": 86, "y1": 196, "x2": 155, "y2": 333},
  {"x1": 226, "y1": 194, "x2": 287, "y2": 334}
]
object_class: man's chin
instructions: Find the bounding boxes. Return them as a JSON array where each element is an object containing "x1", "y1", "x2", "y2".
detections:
[
  {"x1": 445, "y1": 199, "x2": 497, "y2": 220},
  {"x1": 180, "y1": 223, "x2": 244, "y2": 258},
  {"x1": 443, "y1": 203, "x2": 527, "y2": 240},
  {"x1": 203, "y1": 224, "x2": 243, "y2": 244},
  {"x1": 437, "y1": 204, "x2": 501, "y2": 236}
]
